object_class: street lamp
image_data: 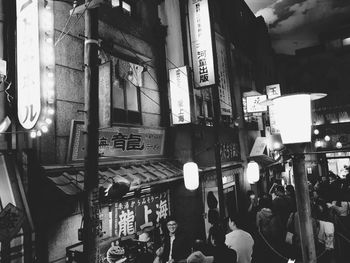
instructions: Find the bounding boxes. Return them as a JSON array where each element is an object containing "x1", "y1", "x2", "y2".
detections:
[{"x1": 269, "y1": 93, "x2": 326, "y2": 263}]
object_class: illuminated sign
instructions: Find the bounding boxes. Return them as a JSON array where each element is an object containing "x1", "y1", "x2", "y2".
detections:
[
  {"x1": 188, "y1": 0, "x2": 215, "y2": 88},
  {"x1": 16, "y1": 0, "x2": 55, "y2": 134},
  {"x1": 246, "y1": 95, "x2": 267, "y2": 113},
  {"x1": 169, "y1": 66, "x2": 191, "y2": 124}
]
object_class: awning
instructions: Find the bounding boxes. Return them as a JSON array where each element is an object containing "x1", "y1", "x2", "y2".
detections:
[
  {"x1": 43, "y1": 159, "x2": 183, "y2": 196},
  {"x1": 249, "y1": 137, "x2": 278, "y2": 167}
]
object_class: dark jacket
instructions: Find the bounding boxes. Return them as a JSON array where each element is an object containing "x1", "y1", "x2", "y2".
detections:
[
  {"x1": 256, "y1": 208, "x2": 284, "y2": 244},
  {"x1": 161, "y1": 232, "x2": 190, "y2": 262},
  {"x1": 212, "y1": 245, "x2": 237, "y2": 263}
]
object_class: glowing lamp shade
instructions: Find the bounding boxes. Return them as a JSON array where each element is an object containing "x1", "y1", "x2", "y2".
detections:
[
  {"x1": 273, "y1": 94, "x2": 312, "y2": 144},
  {"x1": 183, "y1": 162, "x2": 199, "y2": 190},
  {"x1": 247, "y1": 161, "x2": 260, "y2": 184}
]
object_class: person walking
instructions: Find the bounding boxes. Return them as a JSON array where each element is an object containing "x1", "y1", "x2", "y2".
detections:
[{"x1": 209, "y1": 225, "x2": 237, "y2": 263}]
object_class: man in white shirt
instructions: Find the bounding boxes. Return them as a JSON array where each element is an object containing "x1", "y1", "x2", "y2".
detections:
[{"x1": 225, "y1": 215, "x2": 254, "y2": 263}]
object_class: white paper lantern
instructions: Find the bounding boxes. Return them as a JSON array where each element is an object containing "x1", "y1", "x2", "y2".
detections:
[
  {"x1": 183, "y1": 162, "x2": 199, "y2": 190},
  {"x1": 273, "y1": 93, "x2": 326, "y2": 144},
  {"x1": 247, "y1": 161, "x2": 260, "y2": 184}
]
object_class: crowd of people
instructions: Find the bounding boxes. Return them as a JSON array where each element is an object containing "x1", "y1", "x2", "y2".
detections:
[{"x1": 107, "y1": 169, "x2": 350, "y2": 263}]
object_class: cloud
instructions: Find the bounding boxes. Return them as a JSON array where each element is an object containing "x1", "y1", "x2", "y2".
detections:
[{"x1": 255, "y1": 7, "x2": 278, "y2": 25}]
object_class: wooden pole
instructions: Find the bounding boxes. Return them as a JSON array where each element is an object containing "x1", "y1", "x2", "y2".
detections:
[
  {"x1": 83, "y1": 1, "x2": 100, "y2": 262},
  {"x1": 292, "y1": 152, "x2": 316, "y2": 263}
]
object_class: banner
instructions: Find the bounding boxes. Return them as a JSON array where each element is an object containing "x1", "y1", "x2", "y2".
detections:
[
  {"x1": 169, "y1": 66, "x2": 191, "y2": 124},
  {"x1": 215, "y1": 34, "x2": 232, "y2": 116},
  {"x1": 188, "y1": 0, "x2": 215, "y2": 88}
]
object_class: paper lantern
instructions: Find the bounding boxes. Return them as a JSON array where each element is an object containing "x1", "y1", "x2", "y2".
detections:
[
  {"x1": 273, "y1": 93, "x2": 326, "y2": 144},
  {"x1": 247, "y1": 161, "x2": 259, "y2": 184},
  {"x1": 183, "y1": 162, "x2": 199, "y2": 190}
]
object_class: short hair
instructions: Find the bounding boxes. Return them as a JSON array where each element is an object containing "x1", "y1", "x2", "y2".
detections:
[
  {"x1": 166, "y1": 216, "x2": 177, "y2": 223},
  {"x1": 285, "y1": 185, "x2": 295, "y2": 194},
  {"x1": 275, "y1": 185, "x2": 285, "y2": 194},
  {"x1": 259, "y1": 194, "x2": 272, "y2": 209}
]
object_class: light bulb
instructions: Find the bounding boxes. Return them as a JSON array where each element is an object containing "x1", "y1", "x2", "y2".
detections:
[
  {"x1": 336, "y1": 141, "x2": 342, "y2": 149},
  {"x1": 30, "y1": 131, "x2": 37, "y2": 138},
  {"x1": 41, "y1": 126, "x2": 49, "y2": 133},
  {"x1": 314, "y1": 129, "x2": 319, "y2": 135},
  {"x1": 324, "y1": 135, "x2": 330, "y2": 142}
]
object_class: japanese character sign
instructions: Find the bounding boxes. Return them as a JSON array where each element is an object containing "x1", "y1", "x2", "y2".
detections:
[
  {"x1": 115, "y1": 192, "x2": 169, "y2": 237},
  {"x1": 169, "y1": 66, "x2": 191, "y2": 125},
  {"x1": 188, "y1": 0, "x2": 215, "y2": 88}
]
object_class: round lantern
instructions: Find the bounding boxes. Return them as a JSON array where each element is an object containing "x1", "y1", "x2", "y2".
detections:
[
  {"x1": 272, "y1": 93, "x2": 326, "y2": 144},
  {"x1": 183, "y1": 162, "x2": 199, "y2": 190},
  {"x1": 247, "y1": 161, "x2": 260, "y2": 184}
]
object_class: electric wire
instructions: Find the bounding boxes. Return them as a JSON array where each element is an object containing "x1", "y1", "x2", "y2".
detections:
[
  {"x1": 54, "y1": 1, "x2": 77, "y2": 46},
  {"x1": 55, "y1": 0, "x2": 91, "y2": 46}
]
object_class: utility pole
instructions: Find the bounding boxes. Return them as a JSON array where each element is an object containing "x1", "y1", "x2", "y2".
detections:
[
  {"x1": 73, "y1": 0, "x2": 100, "y2": 261},
  {"x1": 292, "y1": 151, "x2": 316, "y2": 263}
]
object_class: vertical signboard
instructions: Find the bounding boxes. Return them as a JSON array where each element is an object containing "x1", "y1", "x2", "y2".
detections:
[
  {"x1": 188, "y1": 0, "x2": 215, "y2": 88},
  {"x1": 215, "y1": 34, "x2": 232, "y2": 116},
  {"x1": 169, "y1": 66, "x2": 191, "y2": 124},
  {"x1": 16, "y1": 0, "x2": 41, "y2": 129},
  {"x1": 266, "y1": 84, "x2": 281, "y2": 134},
  {"x1": 17, "y1": 0, "x2": 55, "y2": 133}
]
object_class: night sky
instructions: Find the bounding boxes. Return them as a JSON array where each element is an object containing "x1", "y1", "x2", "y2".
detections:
[{"x1": 245, "y1": 0, "x2": 350, "y2": 54}]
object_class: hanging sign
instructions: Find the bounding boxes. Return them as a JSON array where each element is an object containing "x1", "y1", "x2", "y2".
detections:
[
  {"x1": 246, "y1": 95, "x2": 267, "y2": 113},
  {"x1": 115, "y1": 192, "x2": 169, "y2": 237},
  {"x1": 16, "y1": 0, "x2": 55, "y2": 132},
  {"x1": 266, "y1": 84, "x2": 281, "y2": 134},
  {"x1": 215, "y1": 34, "x2": 232, "y2": 116},
  {"x1": 169, "y1": 66, "x2": 191, "y2": 124},
  {"x1": 188, "y1": 0, "x2": 215, "y2": 88}
]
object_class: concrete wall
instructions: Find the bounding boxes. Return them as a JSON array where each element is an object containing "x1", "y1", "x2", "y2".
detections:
[{"x1": 40, "y1": 1, "x2": 163, "y2": 165}]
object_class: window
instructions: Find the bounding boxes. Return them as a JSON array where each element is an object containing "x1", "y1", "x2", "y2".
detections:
[
  {"x1": 111, "y1": 0, "x2": 133, "y2": 16},
  {"x1": 112, "y1": 58, "x2": 143, "y2": 124}
]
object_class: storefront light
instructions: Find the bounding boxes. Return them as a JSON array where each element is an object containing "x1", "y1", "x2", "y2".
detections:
[
  {"x1": 183, "y1": 162, "x2": 199, "y2": 190},
  {"x1": 324, "y1": 135, "x2": 330, "y2": 142},
  {"x1": 313, "y1": 129, "x2": 319, "y2": 135},
  {"x1": 272, "y1": 93, "x2": 327, "y2": 144},
  {"x1": 247, "y1": 161, "x2": 259, "y2": 184}
]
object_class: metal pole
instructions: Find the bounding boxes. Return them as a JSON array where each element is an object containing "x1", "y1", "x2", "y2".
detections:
[
  {"x1": 83, "y1": 1, "x2": 100, "y2": 262},
  {"x1": 292, "y1": 152, "x2": 316, "y2": 263}
]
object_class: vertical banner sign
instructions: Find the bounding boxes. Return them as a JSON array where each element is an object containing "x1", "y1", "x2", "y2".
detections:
[
  {"x1": 188, "y1": 0, "x2": 215, "y2": 88},
  {"x1": 169, "y1": 66, "x2": 191, "y2": 124},
  {"x1": 215, "y1": 34, "x2": 232, "y2": 116},
  {"x1": 266, "y1": 84, "x2": 281, "y2": 134},
  {"x1": 17, "y1": 0, "x2": 55, "y2": 131},
  {"x1": 16, "y1": 0, "x2": 41, "y2": 129}
]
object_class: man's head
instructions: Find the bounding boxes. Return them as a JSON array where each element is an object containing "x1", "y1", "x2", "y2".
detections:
[
  {"x1": 187, "y1": 251, "x2": 214, "y2": 263},
  {"x1": 274, "y1": 185, "x2": 285, "y2": 196},
  {"x1": 227, "y1": 214, "x2": 240, "y2": 231},
  {"x1": 166, "y1": 216, "x2": 178, "y2": 235}
]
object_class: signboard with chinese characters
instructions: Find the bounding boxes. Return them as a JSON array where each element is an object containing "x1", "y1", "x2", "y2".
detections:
[
  {"x1": 266, "y1": 84, "x2": 281, "y2": 134},
  {"x1": 188, "y1": 0, "x2": 215, "y2": 88},
  {"x1": 99, "y1": 61, "x2": 112, "y2": 128},
  {"x1": 115, "y1": 191, "x2": 169, "y2": 237},
  {"x1": 215, "y1": 34, "x2": 232, "y2": 116},
  {"x1": 16, "y1": 0, "x2": 55, "y2": 131},
  {"x1": 169, "y1": 66, "x2": 191, "y2": 124},
  {"x1": 67, "y1": 121, "x2": 165, "y2": 162},
  {"x1": 246, "y1": 95, "x2": 267, "y2": 113}
]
